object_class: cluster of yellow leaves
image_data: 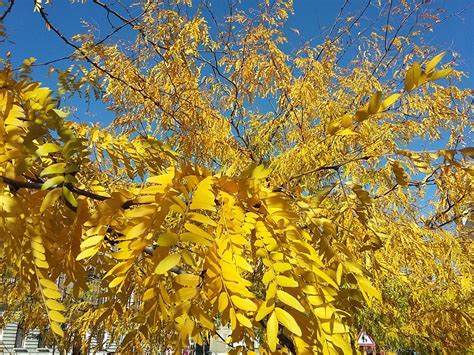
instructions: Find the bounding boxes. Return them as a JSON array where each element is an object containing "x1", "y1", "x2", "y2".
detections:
[
  {"x1": 1, "y1": 0, "x2": 473, "y2": 353},
  {"x1": 0, "y1": 67, "x2": 386, "y2": 352}
]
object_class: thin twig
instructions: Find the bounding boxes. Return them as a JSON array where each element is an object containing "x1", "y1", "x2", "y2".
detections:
[{"x1": 0, "y1": 0, "x2": 14, "y2": 21}]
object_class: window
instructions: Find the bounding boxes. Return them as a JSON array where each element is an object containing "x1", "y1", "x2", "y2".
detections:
[
  {"x1": 37, "y1": 332, "x2": 46, "y2": 348},
  {"x1": 14, "y1": 324, "x2": 26, "y2": 348}
]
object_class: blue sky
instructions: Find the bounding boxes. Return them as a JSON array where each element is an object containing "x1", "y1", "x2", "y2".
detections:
[{"x1": 1, "y1": 0, "x2": 473, "y2": 124}]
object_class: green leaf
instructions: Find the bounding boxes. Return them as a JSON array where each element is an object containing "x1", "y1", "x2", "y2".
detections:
[
  {"x1": 35, "y1": 143, "x2": 61, "y2": 157},
  {"x1": 41, "y1": 176, "x2": 64, "y2": 190},
  {"x1": 40, "y1": 163, "x2": 66, "y2": 177},
  {"x1": 62, "y1": 186, "x2": 77, "y2": 208},
  {"x1": 53, "y1": 108, "x2": 69, "y2": 118}
]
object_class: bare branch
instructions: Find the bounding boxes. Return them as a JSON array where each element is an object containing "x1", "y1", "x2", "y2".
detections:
[{"x1": 0, "y1": 0, "x2": 14, "y2": 21}]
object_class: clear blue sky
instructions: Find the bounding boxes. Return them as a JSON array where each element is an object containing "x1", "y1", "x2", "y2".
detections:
[{"x1": 1, "y1": 0, "x2": 473, "y2": 124}]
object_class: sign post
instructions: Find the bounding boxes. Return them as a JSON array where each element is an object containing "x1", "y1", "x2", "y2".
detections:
[{"x1": 357, "y1": 329, "x2": 377, "y2": 354}]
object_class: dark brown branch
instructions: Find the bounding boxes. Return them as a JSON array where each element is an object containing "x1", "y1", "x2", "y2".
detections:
[
  {"x1": 35, "y1": 3, "x2": 177, "y2": 122},
  {"x1": 316, "y1": 0, "x2": 371, "y2": 61},
  {"x1": 0, "y1": 0, "x2": 14, "y2": 21},
  {"x1": 0, "y1": 175, "x2": 110, "y2": 201},
  {"x1": 437, "y1": 211, "x2": 470, "y2": 228},
  {"x1": 0, "y1": 176, "x2": 189, "y2": 272},
  {"x1": 428, "y1": 193, "x2": 468, "y2": 228}
]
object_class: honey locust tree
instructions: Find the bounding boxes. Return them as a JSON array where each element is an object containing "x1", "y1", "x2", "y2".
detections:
[{"x1": 0, "y1": 0, "x2": 472, "y2": 353}]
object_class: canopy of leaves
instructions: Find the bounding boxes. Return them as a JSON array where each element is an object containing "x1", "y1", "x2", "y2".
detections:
[{"x1": 0, "y1": 0, "x2": 472, "y2": 353}]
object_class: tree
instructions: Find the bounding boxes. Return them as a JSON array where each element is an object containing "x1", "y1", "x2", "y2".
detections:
[{"x1": 0, "y1": 0, "x2": 472, "y2": 353}]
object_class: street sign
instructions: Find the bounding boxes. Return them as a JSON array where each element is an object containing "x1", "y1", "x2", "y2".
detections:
[{"x1": 358, "y1": 330, "x2": 376, "y2": 346}]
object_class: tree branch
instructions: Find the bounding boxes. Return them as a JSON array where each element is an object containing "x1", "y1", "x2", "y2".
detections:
[{"x1": 0, "y1": 0, "x2": 14, "y2": 21}]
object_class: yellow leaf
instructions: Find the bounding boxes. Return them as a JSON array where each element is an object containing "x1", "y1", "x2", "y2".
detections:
[
  {"x1": 46, "y1": 299, "x2": 65, "y2": 311},
  {"x1": 48, "y1": 310, "x2": 66, "y2": 323},
  {"x1": 31, "y1": 240, "x2": 46, "y2": 254},
  {"x1": 199, "y1": 311, "x2": 215, "y2": 331},
  {"x1": 313, "y1": 268, "x2": 338, "y2": 288},
  {"x1": 187, "y1": 212, "x2": 217, "y2": 226},
  {"x1": 340, "y1": 114, "x2": 352, "y2": 128},
  {"x1": 336, "y1": 263, "x2": 343, "y2": 286},
  {"x1": 143, "y1": 288, "x2": 156, "y2": 301},
  {"x1": 218, "y1": 292, "x2": 229, "y2": 313},
  {"x1": 39, "y1": 278, "x2": 58, "y2": 290},
  {"x1": 35, "y1": 259, "x2": 49, "y2": 269},
  {"x1": 180, "y1": 232, "x2": 213, "y2": 246},
  {"x1": 40, "y1": 188, "x2": 62, "y2": 212},
  {"x1": 368, "y1": 91, "x2": 382, "y2": 114},
  {"x1": 275, "y1": 307, "x2": 302, "y2": 336},
  {"x1": 412, "y1": 62, "x2": 421, "y2": 85},
  {"x1": 225, "y1": 281, "x2": 254, "y2": 297},
  {"x1": 125, "y1": 222, "x2": 148, "y2": 240},
  {"x1": 53, "y1": 108, "x2": 69, "y2": 118},
  {"x1": 250, "y1": 164, "x2": 272, "y2": 179},
  {"x1": 256, "y1": 299, "x2": 274, "y2": 321},
  {"x1": 379, "y1": 93, "x2": 401, "y2": 112},
  {"x1": 190, "y1": 177, "x2": 215, "y2": 211},
  {"x1": 276, "y1": 275, "x2": 299, "y2": 288},
  {"x1": 404, "y1": 64, "x2": 418, "y2": 91},
  {"x1": 229, "y1": 307, "x2": 237, "y2": 330},
  {"x1": 274, "y1": 263, "x2": 292, "y2": 273},
  {"x1": 33, "y1": 249, "x2": 46, "y2": 261},
  {"x1": 327, "y1": 121, "x2": 339, "y2": 135},
  {"x1": 112, "y1": 250, "x2": 136, "y2": 260},
  {"x1": 426, "y1": 51, "x2": 446, "y2": 73},
  {"x1": 357, "y1": 276, "x2": 381, "y2": 302},
  {"x1": 76, "y1": 246, "x2": 100, "y2": 261},
  {"x1": 231, "y1": 295, "x2": 257, "y2": 312},
  {"x1": 236, "y1": 312, "x2": 253, "y2": 328},
  {"x1": 267, "y1": 311, "x2": 279, "y2": 352},
  {"x1": 184, "y1": 223, "x2": 213, "y2": 240},
  {"x1": 109, "y1": 276, "x2": 126, "y2": 288},
  {"x1": 235, "y1": 254, "x2": 253, "y2": 272},
  {"x1": 355, "y1": 107, "x2": 369, "y2": 122},
  {"x1": 51, "y1": 321, "x2": 64, "y2": 337},
  {"x1": 391, "y1": 161, "x2": 408, "y2": 187},
  {"x1": 428, "y1": 68, "x2": 453, "y2": 81},
  {"x1": 156, "y1": 231, "x2": 179, "y2": 246},
  {"x1": 155, "y1": 253, "x2": 181, "y2": 274},
  {"x1": 43, "y1": 288, "x2": 62, "y2": 299},
  {"x1": 174, "y1": 287, "x2": 198, "y2": 302},
  {"x1": 321, "y1": 320, "x2": 348, "y2": 334},
  {"x1": 175, "y1": 274, "x2": 201, "y2": 287},
  {"x1": 335, "y1": 128, "x2": 358, "y2": 136},
  {"x1": 129, "y1": 238, "x2": 149, "y2": 251},
  {"x1": 276, "y1": 290, "x2": 305, "y2": 313},
  {"x1": 125, "y1": 205, "x2": 157, "y2": 218},
  {"x1": 81, "y1": 234, "x2": 104, "y2": 249}
]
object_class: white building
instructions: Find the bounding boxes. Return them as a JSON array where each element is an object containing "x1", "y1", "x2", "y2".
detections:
[{"x1": 0, "y1": 322, "x2": 118, "y2": 354}]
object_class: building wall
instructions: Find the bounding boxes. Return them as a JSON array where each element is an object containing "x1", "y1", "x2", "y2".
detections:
[{"x1": 0, "y1": 322, "x2": 118, "y2": 354}]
